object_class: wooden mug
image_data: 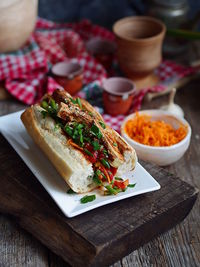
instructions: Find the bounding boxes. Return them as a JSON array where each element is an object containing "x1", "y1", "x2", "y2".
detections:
[{"x1": 113, "y1": 16, "x2": 166, "y2": 80}]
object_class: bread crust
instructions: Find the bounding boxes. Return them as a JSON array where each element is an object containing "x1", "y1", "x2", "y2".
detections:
[
  {"x1": 21, "y1": 107, "x2": 95, "y2": 193},
  {"x1": 21, "y1": 107, "x2": 73, "y2": 181}
]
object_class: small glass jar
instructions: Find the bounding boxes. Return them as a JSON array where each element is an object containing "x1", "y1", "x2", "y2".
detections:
[{"x1": 147, "y1": 0, "x2": 190, "y2": 55}]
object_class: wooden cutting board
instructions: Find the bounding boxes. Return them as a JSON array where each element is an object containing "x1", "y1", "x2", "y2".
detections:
[{"x1": 0, "y1": 134, "x2": 198, "y2": 267}]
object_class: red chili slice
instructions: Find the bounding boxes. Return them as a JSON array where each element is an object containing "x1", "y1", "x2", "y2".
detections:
[
  {"x1": 110, "y1": 166, "x2": 117, "y2": 176},
  {"x1": 84, "y1": 143, "x2": 98, "y2": 163},
  {"x1": 114, "y1": 179, "x2": 129, "y2": 189},
  {"x1": 86, "y1": 151, "x2": 98, "y2": 163}
]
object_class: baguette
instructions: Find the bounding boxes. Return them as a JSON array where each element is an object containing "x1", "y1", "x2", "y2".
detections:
[{"x1": 21, "y1": 89, "x2": 137, "y2": 193}]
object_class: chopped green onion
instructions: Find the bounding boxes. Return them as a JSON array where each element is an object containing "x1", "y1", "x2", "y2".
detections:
[
  {"x1": 99, "y1": 121, "x2": 106, "y2": 129},
  {"x1": 113, "y1": 142, "x2": 117, "y2": 147},
  {"x1": 93, "y1": 173, "x2": 102, "y2": 186},
  {"x1": 70, "y1": 98, "x2": 77, "y2": 105},
  {"x1": 105, "y1": 185, "x2": 119, "y2": 195},
  {"x1": 92, "y1": 140, "x2": 101, "y2": 151},
  {"x1": 90, "y1": 124, "x2": 102, "y2": 139},
  {"x1": 101, "y1": 158, "x2": 110, "y2": 169},
  {"x1": 64, "y1": 125, "x2": 73, "y2": 136},
  {"x1": 67, "y1": 188, "x2": 76, "y2": 194},
  {"x1": 84, "y1": 149, "x2": 93, "y2": 157},
  {"x1": 115, "y1": 177, "x2": 123, "y2": 181},
  {"x1": 41, "y1": 100, "x2": 48, "y2": 109},
  {"x1": 70, "y1": 97, "x2": 82, "y2": 109},
  {"x1": 50, "y1": 99, "x2": 58, "y2": 110},
  {"x1": 79, "y1": 132, "x2": 83, "y2": 146},
  {"x1": 77, "y1": 98, "x2": 82, "y2": 109},
  {"x1": 103, "y1": 149, "x2": 108, "y2": 157},
  {"x1": 127, "y1": 183, "x2": 136, "y2": 188},
  {"x1": 80, "y1": 195, "x2": 96, "y2": 204},
  {"x1": 113, "y1": 186, "x2": 119, "y2": 190}
]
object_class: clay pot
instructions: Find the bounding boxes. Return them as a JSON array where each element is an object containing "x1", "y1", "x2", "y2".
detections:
[
  {"x1": 0, "y1": 0, "x2": 38, "y2": 53},
  {"x1": 113, "y1": 16, "x2": 166, "y2": 80},
  {"x1": 52, "y1": 61, "x2": 83, "y2": 95},
  {"x1": 102, "y1": 77, "x2": 136, "y2": 116},
  {"x1": 86, "y1": 37, "x2": 116, "y2": 69}
]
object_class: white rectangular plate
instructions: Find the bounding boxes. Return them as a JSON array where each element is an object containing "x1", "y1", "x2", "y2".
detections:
[{"x1": 0, "y1": 110, "x2": 160, "y2": 217}]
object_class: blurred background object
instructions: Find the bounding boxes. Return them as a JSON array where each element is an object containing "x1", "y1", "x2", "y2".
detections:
[
  {"x1": 37, "y1": 0, "x2": 199, "y2": 27},
  {"x1": 147, "y1": 0, "x2": 189, "y2": 55},
  {"x1": 52, "y1": 61, "x2": 83, "y2": 95},
  {"x1": 113, "y1": 16, "x2": 166, "y2": 86},
  {"x1": 0, "y1": 0, "x2": 38, "y2": 53},
  {"x1": 86, "y1": 38, "x2": 116, "y2": 70}
]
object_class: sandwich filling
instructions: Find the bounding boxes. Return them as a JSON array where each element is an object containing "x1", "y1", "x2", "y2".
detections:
[{"x1": 39, "y1": 89, "x2": 136, "y2": 194}]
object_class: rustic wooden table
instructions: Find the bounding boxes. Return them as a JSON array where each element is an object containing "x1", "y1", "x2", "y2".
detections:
[{"x1": 0, "y1": 80, "x2": 200, "y2": 267}]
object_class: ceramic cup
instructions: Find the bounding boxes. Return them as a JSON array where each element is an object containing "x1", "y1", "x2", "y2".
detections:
[
  {"x1": 52, "y1": 61, "x2": 83, "y2": 95},
  {"x1": 86, "y1": 37, "x2": 116, "y2": 69},
  {"x1": 113, "y1": 16, "x2": 166, "y2": 80},
  {"x1": 102, "y1": 77, "x2": 136, "y2": 115}
]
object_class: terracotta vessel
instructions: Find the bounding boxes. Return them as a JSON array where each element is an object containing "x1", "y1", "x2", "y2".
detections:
[
  {"x1": 0, "y1": 0, "x2": 38, "y2": 53},
  {"x1": 86, "y1": 37, "x2": 116, "y2": 69},
  {"x1": 52, "y1": 61, "x2": 83, "y2": 95},
  {"x1": 113, "y1": 16, "x2": 166, "y2": 80},
  {"x1": 102, "y1": 77, "x2": 136, "y2": 116}
]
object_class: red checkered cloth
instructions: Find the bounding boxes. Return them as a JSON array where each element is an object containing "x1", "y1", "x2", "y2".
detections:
[{"x1": 0, "y1": 18, "x2": 198, "y2": 132}]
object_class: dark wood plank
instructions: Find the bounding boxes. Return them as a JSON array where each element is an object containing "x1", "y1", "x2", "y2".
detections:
[
  {"x1": 0, "y1": 215, "x2": 49, "y2": 267},
  {"x1": 0, "y1": 133, "x2": 198, "y2": 267}
]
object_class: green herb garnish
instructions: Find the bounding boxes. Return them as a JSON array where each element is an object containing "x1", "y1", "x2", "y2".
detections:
[
  {"x1": 90, "y1": 124, "x2": 102, "y2": 139},
  {"x1": 127, "y1": 183, "x2": 136, "y2": 188},
  {"x1": 50, "y1": 99, "x2": 58, "y2": 111},
  {"x1": 41, "y1": 100, "x2": 48, "y2": 109},
  {"x1": 77, "y1": 98, "x2": 82, "y2": 109},
  {"x1": 64, "y1": 125, "x2": 73, "y2": 136},
  {"x1": 84, "y1": 149, "x2": 93, "y2": 157},
  {"x1": 70, "y1": 97, "x2": 82, "y2": 109},
  {"x1": 67, "y1": 188, "x2": 76, "y2": 194},
  {"x1": 101, "y1": 158, "x2": 110, "y2": 169},
  {"x1": 115, "y1": 177, "x2": 123, "y2": 181},
  {"x1": 113, "y1": 142, "x2": 117, "y2": 147},
  {"x1": 99, "y1": 121, "x2": 106, "y2": 129},
  {"x1": 93, "y1": 171, "x2": 102, "y2": 186},
  {"x1": 92, "y1": 140, "x2": 101, "y2": 151},
  {"x1": 105, "y1": 185, "x2": 119, "y2": 195},
  {"x1": 79, "y1": 131, "x2": 83, "y2": 146},
  {"x1": 80, "y1": 195, "x2": 96, "y2": 204},
  {"x1": 103, "y1": 149, "x2": 108, "y2": 157}
]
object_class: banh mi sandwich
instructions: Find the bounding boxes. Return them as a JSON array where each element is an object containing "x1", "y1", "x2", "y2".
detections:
[{"x1": 21, "y1": 89, "x2": 137, "y2": 194}]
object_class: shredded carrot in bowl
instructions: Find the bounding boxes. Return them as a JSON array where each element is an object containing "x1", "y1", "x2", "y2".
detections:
[{"x1": 124, "y1": 113, "x2": 188, "y2": 147}]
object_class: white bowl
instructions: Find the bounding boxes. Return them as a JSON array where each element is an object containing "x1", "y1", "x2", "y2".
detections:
[{"x1": 121, "y1": 110, "x2": 191, "y2": 166}]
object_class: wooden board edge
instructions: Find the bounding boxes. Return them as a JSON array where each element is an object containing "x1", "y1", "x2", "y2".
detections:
[{"x1": 89, "y1": 188, "x2": 199, "y2": 267}]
